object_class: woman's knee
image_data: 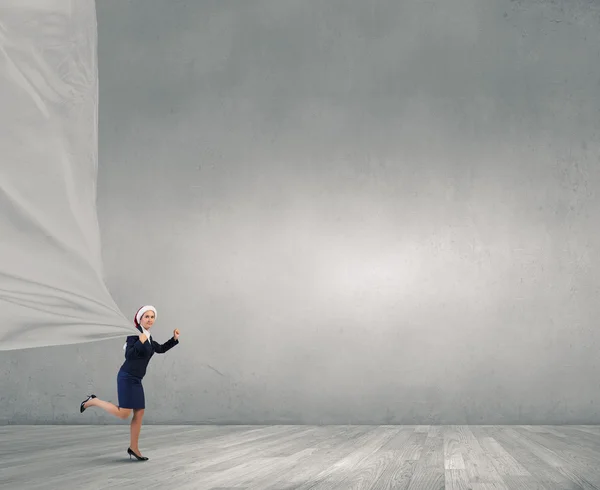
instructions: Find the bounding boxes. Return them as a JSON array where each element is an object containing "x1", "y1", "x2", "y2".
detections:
[
  {"x1": 133, "y1": 409, "x2": 145, "y2": 420},
  {"x1": 118, "y1": 408, "x2": 132, "y2": 419}
]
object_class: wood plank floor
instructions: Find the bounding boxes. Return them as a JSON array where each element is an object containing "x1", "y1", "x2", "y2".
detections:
[{"x1": 1, "y1": 425, "x2": 599, "y2": 489}]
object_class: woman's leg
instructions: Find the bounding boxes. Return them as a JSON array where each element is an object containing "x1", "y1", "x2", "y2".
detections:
[
  {"x1": 85, "y1": 397, "x2": 131, "y2": 420},
  {"x1": 130, "y1": 408, "x2": 145, "y2": 454}
]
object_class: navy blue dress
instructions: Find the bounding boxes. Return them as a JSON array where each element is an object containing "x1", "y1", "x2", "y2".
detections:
[{"x1": 117, "y1": 327, "x2": 179, "y2": 409}]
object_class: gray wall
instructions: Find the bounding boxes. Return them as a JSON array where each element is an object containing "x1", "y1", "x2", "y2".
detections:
[{"x1": 2, "y1": 0, "x2": 600, "y2": 424}]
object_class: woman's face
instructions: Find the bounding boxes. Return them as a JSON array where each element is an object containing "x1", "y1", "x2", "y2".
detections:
[{"x1": 140, "y1": 311, "x2": 155, "y2": 329}]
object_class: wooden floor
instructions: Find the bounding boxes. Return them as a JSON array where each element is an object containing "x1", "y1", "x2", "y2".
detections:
[{"x1": 1, "y1": 425, "x2": 600, "y2": 489}]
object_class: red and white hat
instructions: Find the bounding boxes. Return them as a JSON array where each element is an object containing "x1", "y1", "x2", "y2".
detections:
[{"x1": 134, "y1": 305, "x2": 157, "y2": 326}]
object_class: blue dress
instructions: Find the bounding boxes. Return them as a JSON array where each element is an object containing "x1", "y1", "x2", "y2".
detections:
[
  {"x1": 117, "y1": 369, "x2": 145, "y2": 409},
  {"x1": 117, "y1": 329, "x2": 179, "y2": 409}
]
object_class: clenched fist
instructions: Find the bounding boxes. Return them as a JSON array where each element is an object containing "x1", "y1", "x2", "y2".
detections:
[{"x1": 173, "y1": 329, "x2": 180, "y2": 340}]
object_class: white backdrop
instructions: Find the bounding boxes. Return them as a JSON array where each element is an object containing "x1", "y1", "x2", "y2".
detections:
[{"x1": 0, "y1": 0, "x2": 133, "y2": 350}]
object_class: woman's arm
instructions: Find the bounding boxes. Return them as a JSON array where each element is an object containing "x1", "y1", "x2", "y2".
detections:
[
  {"x1": 151, "y1": 336, "x2": 179, "y2": 354},
  {"x1": 125, "y1": 335, "x2": 152, "y2": 358}
]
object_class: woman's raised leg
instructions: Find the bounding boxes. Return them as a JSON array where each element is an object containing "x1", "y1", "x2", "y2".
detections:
[{"x1": 83, "y1": 396, "x2": 131, "y2": 420}]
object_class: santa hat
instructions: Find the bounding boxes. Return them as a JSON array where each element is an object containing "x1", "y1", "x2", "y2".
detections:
[{"x1": 134, "y1": 305, "x2": 157, "y2": 326}]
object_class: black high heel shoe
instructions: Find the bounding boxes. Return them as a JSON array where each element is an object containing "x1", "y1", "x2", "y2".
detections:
[
  {"x1": 79, "y1": 394, "x2": 96, "y2": 413},
  {"x1": 127, "y1": 448, "x2": 149, "y2": 461}
]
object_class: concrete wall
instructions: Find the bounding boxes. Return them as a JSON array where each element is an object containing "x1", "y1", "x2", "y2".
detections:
[{"x1": 2, "y1": 0, "x2": 600, "y2": 424}]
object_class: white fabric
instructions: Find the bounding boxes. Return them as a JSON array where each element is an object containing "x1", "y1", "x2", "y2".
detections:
[
  {"x1": 141, "y1": 325, "x2": 151, "y2": 344},
  {"x1": 0, "y1": 0, "x2": 134, "y2": 350}
]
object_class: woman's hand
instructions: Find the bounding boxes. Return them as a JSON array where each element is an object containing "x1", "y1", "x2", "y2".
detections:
[
  {"x1": 139, "y1": 334, "x2": 147, "y2": 343},
  {"x1": 173, "y1": 329, "x2": 180, "y2": 340}
]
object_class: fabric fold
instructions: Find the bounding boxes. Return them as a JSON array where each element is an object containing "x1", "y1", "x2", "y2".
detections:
[{"x1": 0, "y1": 0, "x2": 134, "y2": 351}]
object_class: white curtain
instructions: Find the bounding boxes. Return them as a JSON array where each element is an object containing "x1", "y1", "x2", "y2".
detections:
[{"x1": 0, "y1": 0, "x2": 133, "y2": 350}]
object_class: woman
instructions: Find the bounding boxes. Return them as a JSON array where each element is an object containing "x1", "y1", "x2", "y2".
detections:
[{"x1": 79, "y1": 305, "x2": 180, "y2": 461}]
